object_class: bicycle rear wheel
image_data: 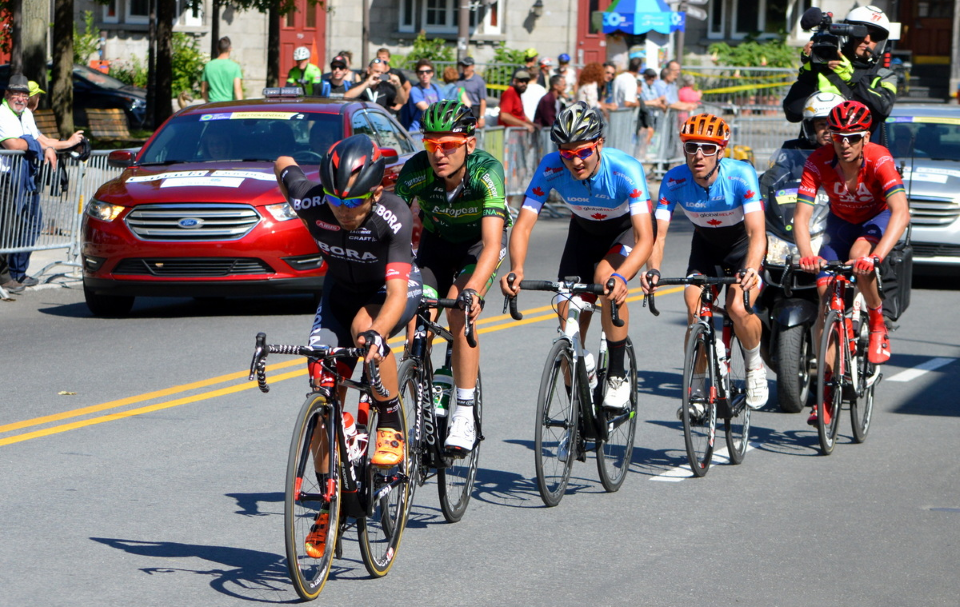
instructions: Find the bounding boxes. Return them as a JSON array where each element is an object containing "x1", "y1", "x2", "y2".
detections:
[
  {"x1": 535, "y1": 339, "x2": 578, "y2": 506},
  {"x1": 398, "y1": 359, "x2": 425, "y2": 520},
  {"x1": 851, "y1": 313, "x2": 876, "y2": 443},
  {"x1": 358, "y1": 398, "x2": 411, "y2": 577},
  {"x1": 682, "y1": 324, "x2": 716, "y2": 477},
  {"x1": 724, "y1": 334, "x2": 751, "y2": 465},
  {"x1": 438, "y1": 371, "x2": 482, "y2": 523},
  {"x1": 596, "y1": 337, "x2": 638, "y2": 492},
  {"x1": 285, "y1": 393, "x2": 340, "y2": 601},
  {"x1": 816, "y1": 310, "x2": 844, "y2": 455}
]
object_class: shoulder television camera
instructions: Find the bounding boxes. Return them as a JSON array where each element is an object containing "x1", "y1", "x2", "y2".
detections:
[{"x1": 801, "y1": 7, "x2": 867, "y2": 65}]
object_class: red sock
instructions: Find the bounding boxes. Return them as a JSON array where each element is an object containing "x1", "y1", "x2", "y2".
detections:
[{"x1": 868, "y1": 305, "x2": 885, "y2": 331}]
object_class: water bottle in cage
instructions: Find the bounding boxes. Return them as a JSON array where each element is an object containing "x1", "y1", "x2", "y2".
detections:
[
  {"x1": 433, "y1": 366, "x2": 454, "y2": 417},
  {"x1": 583, "y1": 350, "x2": 598, "y2": 391},
  {"x1": 343, "y1": 411, "x2": 364, "y2": 463}
]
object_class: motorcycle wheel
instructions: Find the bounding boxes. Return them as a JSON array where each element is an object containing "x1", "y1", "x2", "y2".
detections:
[{"x1": 775, "y1": 323, "x2": 814, "y2": 413}]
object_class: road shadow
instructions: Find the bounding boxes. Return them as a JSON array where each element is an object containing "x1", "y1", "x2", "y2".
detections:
[
  {"x1": 40, "y1": 294, "x2": 317, "y2": 319},
  {"x1": 226, "y1": 491, "x2": 284, "y2": 517}
]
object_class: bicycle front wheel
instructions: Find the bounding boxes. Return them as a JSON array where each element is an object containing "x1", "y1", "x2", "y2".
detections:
[
  {"x1": 816, "y1": 310, "x2": 844, "y2": 455},
  {"x1": 724, "y1": 334, "x2": 751, "y2": 465},
  {"x1": 358, "y1": 397, "x2": 411, "y2": 577},
  {"x1": 596, "y1": 337, "x2": 638, "y2": 492},
  {"x1": 398, "y1": 359, "x2": 425, "y2": 520},
  {"x1": 535, "y1": 339, "x2": 578, "y2": 507},
  {"x1": 285, "y1": 393, "x2": 340, "y2": 601},
  {"x1": 682, "y1": 324, "x2": 716, "y2": 477},
  {"x1": 851, "y1": 312, "x2": 876, "y2": 443},
  {"x1": 438, "y1": 371, "x2": 482, "y2": 523}
]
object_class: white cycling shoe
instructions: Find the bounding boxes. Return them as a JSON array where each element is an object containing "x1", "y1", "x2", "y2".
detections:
[
  {"x1": 745, "y1": 366, "x2": 769, "y2": 410},
  {"x1": 602, "y1": 376, "x2": 631, "y2": 410}
]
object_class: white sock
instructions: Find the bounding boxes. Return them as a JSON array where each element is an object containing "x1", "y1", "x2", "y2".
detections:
[
  {"x1": 743, "y1": 344, "x2": 763, "y2": 370},
  {"x1": 456, "y1": 387, "x2": 475, "y2": 402}
]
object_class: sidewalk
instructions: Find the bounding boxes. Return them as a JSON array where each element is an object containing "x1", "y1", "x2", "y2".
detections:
[{"x1": 1, "y1": 247, "x2": 81, "y2": 300}]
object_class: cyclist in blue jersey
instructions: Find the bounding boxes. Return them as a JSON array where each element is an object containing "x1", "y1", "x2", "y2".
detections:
[
  {"x1": 640, "y1": 114, "x2": 769, "y2": 410},
  {"x1": 500, "y1": 101, "x2": 655, "y2": 410}
]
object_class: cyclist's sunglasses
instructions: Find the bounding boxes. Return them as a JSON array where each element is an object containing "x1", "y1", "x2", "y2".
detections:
[
  {"x1": 423, "y1": 136, "x2": 468, "y2": 153},
  {"x1": 558, "y1": 140, "x2": 599, "y2": 160},
  {"x1": 831, "y1": 131, "x2": 868, "y2": 145},
  {"x1": 324, "y1": 189, "x2": 374, "y2": 209},
  {"x1": 683, "y1": 142, "x2": 721, "y2": 156}
]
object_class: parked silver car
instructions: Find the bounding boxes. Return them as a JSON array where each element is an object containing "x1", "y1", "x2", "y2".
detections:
[{"x1": 886, "y1": 105, "x2": 960, "y2": 274}]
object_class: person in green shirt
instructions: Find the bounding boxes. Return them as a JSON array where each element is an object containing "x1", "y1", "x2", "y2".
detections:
[
  {"x1": 395, "y1": 100, "x2": 511, "y2": 454},
  {"x1": 201, "y1": 37, "x2": 243, "y2": 102},
  {"x1": 286, "y1": 46, "x2": 322, "y2": 96}
]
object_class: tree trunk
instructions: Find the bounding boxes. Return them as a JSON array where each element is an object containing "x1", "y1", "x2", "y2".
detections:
[
  {"x1": 9, "y1": 0, "x2": 22, "y2": 73},
  {"x1": 267, "y1": 4, "x2": 280, "y2": 87},
  {"x1": 210, "y1": 0, "x2": 220, "y2": 58},
  {"x1": 51, "y1": 0, "x2": 75, "y2": 136},
  {"x1": 154, "y1": 0, "x2": 176, "y2": 127}
]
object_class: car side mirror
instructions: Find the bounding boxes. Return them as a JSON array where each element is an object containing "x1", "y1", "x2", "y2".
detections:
[
  {"x1": 107, "y1": 150, "x2": 136, "y2": 168},
  {"x1": 379, "y1": 147, "x2": 399, "y2": 160}
]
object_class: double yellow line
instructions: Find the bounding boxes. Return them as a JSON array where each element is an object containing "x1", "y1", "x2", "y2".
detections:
[{"x1": 0, "y1": 286, "x2": 681, "y2": 447}]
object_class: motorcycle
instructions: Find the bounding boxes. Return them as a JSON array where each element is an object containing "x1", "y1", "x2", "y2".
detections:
[{"x1": 756, "y1": 146, "x2": 830, "y2": 413}]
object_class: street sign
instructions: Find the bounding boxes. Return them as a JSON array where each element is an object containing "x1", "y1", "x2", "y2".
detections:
[{"x1": 684, "y1": 6, "x2": 708, "y2": 20}]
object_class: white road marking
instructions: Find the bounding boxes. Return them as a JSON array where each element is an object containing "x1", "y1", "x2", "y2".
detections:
[
  {"x1": 651, "y1": 441, "x2": 759, "y2": 481},
  {"x1": 887, "y1": 357, "x2": 956, "y2": 382}
]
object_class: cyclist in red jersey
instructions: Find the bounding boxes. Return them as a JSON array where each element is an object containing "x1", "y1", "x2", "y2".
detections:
[{"x1": 793, "y1": 100, "x2": 909, "y2": 424}]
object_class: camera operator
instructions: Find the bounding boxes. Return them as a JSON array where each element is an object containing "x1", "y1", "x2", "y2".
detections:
[{"x1": 783, "y1": 5, "x2": 897, "y2": 145}]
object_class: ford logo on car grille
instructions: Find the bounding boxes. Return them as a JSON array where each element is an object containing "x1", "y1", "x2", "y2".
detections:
[{"x1": 178, "y1": 218, "x2": 204, "y2": 229}]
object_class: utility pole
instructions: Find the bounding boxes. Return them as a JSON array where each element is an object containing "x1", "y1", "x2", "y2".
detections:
[
  {"x1": 362, "y1": 0, "x2": 370, "y2": 67},
  {"x1": 457, "y1": 0, "x2": 470, "y2": 63}
]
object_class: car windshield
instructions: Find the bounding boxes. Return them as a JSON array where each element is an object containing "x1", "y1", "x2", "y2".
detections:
[
  {"x1": 887, "y1": 117, "x2": 960, "y2": 162},
  {"x1": 72, "y1": 64, "x2": 131, "y2": 91},
  {"x1": 139, "y1": 110, "x2": 342, "y2": 164}
]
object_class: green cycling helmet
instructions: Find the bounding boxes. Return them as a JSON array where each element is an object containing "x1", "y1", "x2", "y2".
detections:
[{"x1": 422, "y1": 100, "x2": 477, "y2": 136}]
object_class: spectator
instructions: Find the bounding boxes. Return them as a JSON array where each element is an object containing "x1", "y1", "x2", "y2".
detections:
[
  {"x1": 640, "y1": 68, "x2": 666, "y2": 110},
  {"x1": 376, "y1": 48, "x2": 411, "y2": 97},
  {"x1": 200, "y1": 128, "x2": 234, "y2": 160},
  {"x1": 336, "y1": 50, "x2": 360, "y2": 83},
  {"x1": 320, "y1": 55, "x2": 354, "y2": 99},
  {"x1": 345, "y1": 58, "x2": 406, "y2": 114},
  {"x1": 286, "y1": 46, "x2": 322, "y2": 96},
  {"x1": 521, "y1": 75, "x2": 547, "y2": 124},
  {"x1": 498, "y1": 71, "x2": 536, "y2": 133},
  {"x1": 601, "y1": 62, "x2": 617, "y2": 108},
  {"x1": 515, "y1": 48, "x2": 539, "y2": 80},
  {"x1": 678, "y1": 74, "x2": 702, "y2": 106},
  {"x1": 534, "y1": 74, "x2": 566, "y2": 128},
  {"x1": 456, "y1": 57, "x2": 487, "y2": 129},
  {"x1": 201, "y1": 37, "x2": 243, "y2": 102},
  {"x1": 440, "y1": 66, "x2": 465, "y2": 103},
  {"x1": 555, "y1": 53, "x2": 578, "y2": 99},
  {"x1": 576, "y1": 62, "x2": 607, "y2": 112},
  {"x1": 612, "y1": 57, "x2": 642, "y2": 109},
  {"x1": 653, "y1": 60, "x2": 698, "y2": 112},
  {"x1": 0, "y1": 74, "x2": 83, "y2": 289},
  {"x1": 403, "y1": 59, "x2": 443, "y2": 132},
  {"x1": 536, "y1": 57, "x2": 554, "y2": 88}
]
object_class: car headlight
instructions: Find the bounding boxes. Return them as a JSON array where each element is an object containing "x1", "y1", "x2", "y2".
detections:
[
  {"x1": 85, "y1": 198, "x2": 125, "y2": 222},
  {"x1": 765, "y1": 232, "x2": 823, "y2": 265},
  {"x1": 265, "y1": 202, "x2": 298, "y2": 222}
]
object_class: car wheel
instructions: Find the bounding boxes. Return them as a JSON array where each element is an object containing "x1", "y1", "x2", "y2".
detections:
[{"x1": 84, "y1": 284, "x2": 135, "y2": 317}]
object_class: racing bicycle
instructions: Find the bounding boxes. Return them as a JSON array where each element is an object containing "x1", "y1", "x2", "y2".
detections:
[
  {"x1": 400, "y1": 294, "x2": 484, "y2": 523},
  {"x1": 249, "y1": 333, "x2": 411, "y2": 601},
  {"x1": 644, "y1": 274, "x2": 752, "y2": 477},
  {"x1": 505, "y1": 275, "x2": 638, "y2": 507}
]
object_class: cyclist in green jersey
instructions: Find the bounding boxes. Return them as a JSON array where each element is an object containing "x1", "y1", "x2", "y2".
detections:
[{"x1": 395, "y1": 100, "x2": 512, "y2": 453}]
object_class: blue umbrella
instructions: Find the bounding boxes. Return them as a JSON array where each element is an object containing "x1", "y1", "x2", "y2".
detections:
[{"x1": 602, "y1": 0, "x2": 686, "y2": 35}]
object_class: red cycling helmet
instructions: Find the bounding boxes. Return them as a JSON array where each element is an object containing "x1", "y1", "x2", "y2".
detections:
[{"x1": 827, "y1": 100, "x2": 872, "y2": 133}]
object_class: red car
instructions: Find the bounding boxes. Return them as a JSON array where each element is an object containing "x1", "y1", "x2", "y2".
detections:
[{"x1": 82, "y1": 92, "x2": 422, "y2": 316}]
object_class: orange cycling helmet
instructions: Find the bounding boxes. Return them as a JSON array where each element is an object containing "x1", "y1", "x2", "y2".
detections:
[
  {"x1": 827, "y1": 100, "x2": 872, "y2": 133},
  {"x1": 679, "y1": 114, "x2": 730, "y2": 147}
]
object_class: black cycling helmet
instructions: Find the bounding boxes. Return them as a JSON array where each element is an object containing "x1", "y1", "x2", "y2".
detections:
[
  {"x1": 421, "y1": 99, "x2": 476, "y2": 135},
  {"x1": 320, "y1": 134, "x2": 385, "y2": 198},
  {"x1": 550, "y1": 101, "x2": 604, "y2": 145},
  {"x1": 68, "y1": 136, "x2": 91, "y2": 162}
]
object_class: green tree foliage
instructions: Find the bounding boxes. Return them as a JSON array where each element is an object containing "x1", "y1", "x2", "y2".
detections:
[
  {"x1": 74, "y1": 11, "x2": 101, "y2": 65},
  {"x1": 707, "y1": 35, "x2": 797, "y2": 69},
  {"x1": 483, "y1": 43, "x2": 526, "y2": 89},
  {"x1": 395, "y1": 32, "x2": 454, "y2": 69},
  {"x1": 171, "y1": 33, "x2": 208, "y2": 96}
]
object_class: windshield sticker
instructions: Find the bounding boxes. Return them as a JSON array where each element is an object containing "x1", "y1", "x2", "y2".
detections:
[
  {"x1": 211, "y1": 170, "x2": 276, "y2": 181},
  {"x1": 127, "y1": 171, "x2": 210, "y2": 183},
  {"x1": 887, "y1": 116, "x2": 960, "y2": 126},
  {"x1": 200, "y1": 111, "x2": 299, "y2": 121},
  {"x1": 160, "y1": 177, "x2": 245, "y2": 189},
  {"x1": 903, "y1": 167, "x2": 960, "y2": 181},
  {"x1": 199, "y1": 114, "x2": 231, "y2": 121}
]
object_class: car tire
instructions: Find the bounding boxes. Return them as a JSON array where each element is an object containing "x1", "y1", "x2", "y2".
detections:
[{"x1": 84, "y1": 284, "x2": 135, "y2": 317}]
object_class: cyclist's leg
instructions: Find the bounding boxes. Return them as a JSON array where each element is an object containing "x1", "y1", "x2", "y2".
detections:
[
  {"x1": 850, "y1": 210, "x2": 892, "y2": 363},
  {"x1": 556, "y1": 217, "x2": 610, "y2": 339}
]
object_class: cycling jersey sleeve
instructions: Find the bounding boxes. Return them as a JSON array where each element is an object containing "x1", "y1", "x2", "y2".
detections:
[
  {"x1": 797, "y1": 153, "x2": 823, "y2": 206},
  {"x1": 615, "y1": 157, "x2": 652, "y2": 216},
  {"x1": 378, "y1": 194, "x2": 415, "y2": 283},
  {"x1": 394, "y1": 151, "x2": 428, "y2": 206},
  {"x1": 737, "y1": 164, "x2": 763, "y2": 215},
  {"x1": 654, "y1": 170, "x2": 684, "y2": 222},
  {"x1": 874, "y1": 151, "x2": 906, "y2": 200},
  {"x1": 478, "y1": 160, "x2": 508, "y2": 221},
  {"x1": 280, "y1": 164, "x2": 323, "y2": 208},
  {"x1": 521, "y1": 153, "x2": 560, "y2": 215}
]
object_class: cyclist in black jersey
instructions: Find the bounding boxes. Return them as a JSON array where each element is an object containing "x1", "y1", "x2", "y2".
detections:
[
  {"x1": 275, "y1": 135, "x2": 422, "y2": 477},
  {"x1": 395, "y1": 100, "x2": 509, "y2": 453}
]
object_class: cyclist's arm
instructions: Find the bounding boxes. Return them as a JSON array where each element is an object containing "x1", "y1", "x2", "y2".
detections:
[
  {"x1": 640, "y1": 218, "x2": 671, "y2": 293},
  {"x1": 463, "y1": 215, "x2": 505, "y2": 317},
  {"x1": 274, "y1": 156, "x2": 300, "y2": 200},
  {"x1": 500, "y1": 207, "x2": 538, "y2": 296},
  {"x1": 741, "y1": 206, "x2": 766, "y2": 290},
  {"x1": 793, "y1": 200, "x2": 815, "y2": 259},
  {"x1": 870, "y1": 190, "x2": 910, "y2": 262}
]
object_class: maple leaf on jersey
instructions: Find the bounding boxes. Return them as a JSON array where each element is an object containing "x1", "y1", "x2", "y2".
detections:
[
  {"x1": 706, "y1": 219, "x2": 722, "y2": 226},
  {"x1": 629, "y1": 188, "x2": 643, "y2": 198},
  {"x1": 591, "y1": 212, "x2": 608, "y2": 220},
  {"x1": 745, "y1": 189, "x2": 755, "y2": 199},
  {"x1": 532, "y1": 186, "x2": 545, "y2": 197}
]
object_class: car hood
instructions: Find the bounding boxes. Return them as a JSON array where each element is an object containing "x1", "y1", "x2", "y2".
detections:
[
  {"x1": 96, "y1": 162, "x2": 320, "y2": 206},
  {"x1": 898, "y1": 158, "x2": 960, "y2": 200}
]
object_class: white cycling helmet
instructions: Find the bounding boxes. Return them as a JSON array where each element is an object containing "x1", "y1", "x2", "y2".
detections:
[
  {"x1": 802, "y1": 92, "x2": 845, "y2": 144},
  {"x1": 844, "y1": 5, "x2": 891, "y2": 62},
  {"x1": 293, "y1": 46, "x2": 310, "y2": 61}
]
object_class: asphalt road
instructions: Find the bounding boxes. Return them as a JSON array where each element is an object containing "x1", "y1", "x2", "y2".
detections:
[{"x1": 2, "y1": 214, "x2": 959, "y2": 606}]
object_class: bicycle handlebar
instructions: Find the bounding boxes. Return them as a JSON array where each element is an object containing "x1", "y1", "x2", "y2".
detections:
[
  {"x1": 419, "y1": 296, "x2": 479, "y2": 348},
  {"x1": 249, "y1": 332, "x2": 389, "y2": 397},
  {"x1": 781, "y1": 255, "x2": 883, "y2": 297},
  {"x1": 502, "y1": 273, "x2": 623, "y2": 327},
  {"x1": 642, "y1": 274, "x2": 752, "y2": 317}
]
